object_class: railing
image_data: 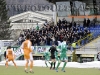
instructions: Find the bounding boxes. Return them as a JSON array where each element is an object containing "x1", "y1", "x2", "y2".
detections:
[{"x1": 75, "y1": 33, "x2": 93, "y2": 47}]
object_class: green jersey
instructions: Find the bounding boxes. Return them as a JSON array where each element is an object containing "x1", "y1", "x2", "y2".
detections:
[
  {"x1": 55, "y1": 51, "x2": 58, "y2": 56},
  {"x1": 58, "y1": 41, "x2": 67, "y2": 54},
  {"x1": 44, "y1": 52, "x2": 49, "y2": 57},
  {"x1": 58, "y1": 41, "x2": 68, "y2": 61},
  {"x1": 55, "y1": 51, "x2": 59, "y2": 60},
  {"x1": 43, "y1": 51, "x2": 50, "y2": 60}
]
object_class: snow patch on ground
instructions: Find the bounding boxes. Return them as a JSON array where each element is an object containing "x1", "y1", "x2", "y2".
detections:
[{"x1": 0, "y1": 60, "x2": 100, "y2": 68}]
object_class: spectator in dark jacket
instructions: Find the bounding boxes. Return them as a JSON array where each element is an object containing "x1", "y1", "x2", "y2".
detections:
[
  {"x1": 97, "y1": 52, "x2": 100, "y2": 61},
  {"x1": 83, "y1": 18, "x2": 86, "y2": 27}
]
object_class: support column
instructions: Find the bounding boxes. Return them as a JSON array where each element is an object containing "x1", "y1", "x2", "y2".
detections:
[
  {"x1": 70, "y1": 1, "x2": 74, "y2": 22},
  {"x1": 94, "y1": 54, "x2": 97, "y2": 61},
  {"x1": 71, "y1": 56, "x2": 72, "y2": 62},
  {"x1": 93, "y1": 0, "x2": 98, "y2": 15},
  {"x1": 53, "y1": 4, "x2": 57, "y2": 25}
]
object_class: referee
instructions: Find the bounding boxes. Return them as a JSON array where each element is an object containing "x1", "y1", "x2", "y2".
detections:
[{"x1": 49, "y1": 43, "x2": 58, "y2": 70}]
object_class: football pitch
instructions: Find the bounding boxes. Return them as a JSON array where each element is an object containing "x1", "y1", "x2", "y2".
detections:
[{"x1": 0, "y1": 66, "x2": 100, "y2": 75}]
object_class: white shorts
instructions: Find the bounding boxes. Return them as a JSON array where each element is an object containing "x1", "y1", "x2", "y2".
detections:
[
  {"x1": 6, "y1": 59, "x2": 8, "y2": 61},
  {"x1": 29, "y1": 53, "x2": 33, "y2": 61}
]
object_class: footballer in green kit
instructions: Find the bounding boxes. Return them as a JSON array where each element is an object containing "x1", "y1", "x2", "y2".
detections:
[
  {"x1": 42, "y1": 50, "x2": 50, "y2": 67},
  {"x1": 55, "y1": 51, "x2": 59, "y2": 61},
  {"x1": 56, "y1": 38, "x2": 68, "y2": 72}
]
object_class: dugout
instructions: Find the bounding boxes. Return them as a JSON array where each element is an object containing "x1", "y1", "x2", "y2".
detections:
[
  {"x1": 13, "y1": 53, "x2": 96, "y2": 63},
  {"x1": 16, "y1": 55, "x2": 43, "y2": 60},
  {"x1": 17, "y1": 55, "x2": 72, "y2": 62},
  {"x1": 77, "y1": 54, "x2": 95, "y2": 63}
]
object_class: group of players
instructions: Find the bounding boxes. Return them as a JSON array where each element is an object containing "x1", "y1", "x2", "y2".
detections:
[
  {"x1": 4, "y1": 34, "x2": 68, "y2": 73},
  {"x1": 43, "y1": 38, "x2": 68, "y2": 72},
  {"x1": 4, "y1": 34, "x2": 34, "y2": 73}
]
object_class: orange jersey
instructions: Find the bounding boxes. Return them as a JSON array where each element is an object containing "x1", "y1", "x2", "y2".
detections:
[
  {"x1": 21, "y1": 40, "x2": 32, "y2": 59},
  {"x1": 6, "y1": 49, "x2": 15, "y2": 60}
]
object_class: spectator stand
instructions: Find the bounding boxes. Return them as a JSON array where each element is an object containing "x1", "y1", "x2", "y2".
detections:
[{"x1": 15, "y1": 17, "x2": 100, "y2": 52}]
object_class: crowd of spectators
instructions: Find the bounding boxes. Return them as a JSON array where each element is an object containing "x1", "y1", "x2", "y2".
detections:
[{"x1": 18, "y1": 18, "x2": 92, "y2": 46}]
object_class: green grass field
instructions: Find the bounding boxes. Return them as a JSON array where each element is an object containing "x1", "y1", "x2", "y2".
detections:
[{"x1": 0, "y1": 66, "x2": 100, "y2": 75}]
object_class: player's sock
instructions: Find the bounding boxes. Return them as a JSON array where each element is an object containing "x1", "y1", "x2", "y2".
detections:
[
  {"x1": 45, "y1": 62, "x2": 48, "y2": 67},
  {"x1": 62, "y1": 62, "x2": 67, "y2": 71},
  {"x1": 53, "y1": 62, "x2": 56, "y2": 69},
  {"x1": 30, "y1": 61, "x2": 33, "y2": 70},
  {"x1": 5, "y1": 63, "x2": 6, "y2": 66},
  {"x1": 25, "y1": 68, "x2": 28, "y2": 73},
  {"x1": 12, "y1": 61, "x2": 17, "y2": 68},
  {"x1": 25, "y1": 62, "x2": 28, "y2": 70},
  {"x1": 25, "y1": 68, "x2": 27, "y2": 70},
  {"x1": 13, "y1": 61, "x2": 17, "y2": 68},
  {"x1": 6, "y1": 61, "x2": 8, "y2": 68},
  {"x1": 48, "y1": 61, "x2": 51, "y2": 64},
  {"x1": 29, "y1": 69, "x2": 34, "y2": 73},
  {"x1": 56, "y1": 62, "x2": 60, "y2": 70},
  {"x1": 50, "y1": 62, "x2": 53, "y2": 69}
]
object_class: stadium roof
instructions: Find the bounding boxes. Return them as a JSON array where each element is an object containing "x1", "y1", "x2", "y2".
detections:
[
  {"x1": 9, "y1": 11, "x2": 52, "y2": 23},
  {"x1": 9, "y1": 11, "x2": 53, "y2": 29}
]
